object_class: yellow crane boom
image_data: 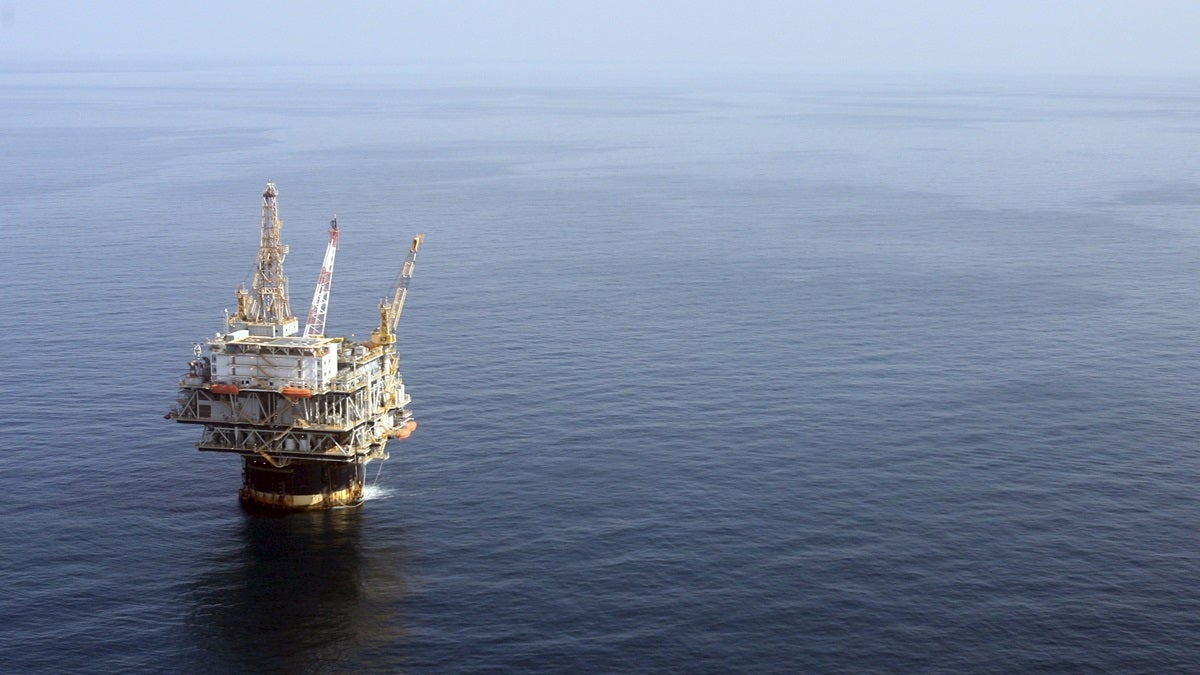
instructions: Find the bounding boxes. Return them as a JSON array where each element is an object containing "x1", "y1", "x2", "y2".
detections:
[{"x1": 369, "y1": 233, "x2": 424, "y2": 346}]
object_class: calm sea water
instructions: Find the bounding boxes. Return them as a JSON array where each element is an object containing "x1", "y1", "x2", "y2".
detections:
[{"x1": 2, "y1": 64, "x2": 1200, "y2": 673}]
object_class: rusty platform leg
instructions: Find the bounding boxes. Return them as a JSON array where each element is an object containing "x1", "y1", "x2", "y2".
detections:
[{"x1": 239, "y1": 457, "x2": 366, "y2": 511}]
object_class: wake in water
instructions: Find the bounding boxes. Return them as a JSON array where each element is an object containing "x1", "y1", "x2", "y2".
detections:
[
  {"x1": 362, "y1": 484, "x2": 395, "y2": 501},
  {"x1": 328, "y1": 483, "x2": 392, "y2": 509}
]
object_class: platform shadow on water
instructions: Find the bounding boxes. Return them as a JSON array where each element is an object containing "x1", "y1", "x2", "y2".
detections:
[{"x1": 188, "y1": 507, "x2": 408, "y2": 673}]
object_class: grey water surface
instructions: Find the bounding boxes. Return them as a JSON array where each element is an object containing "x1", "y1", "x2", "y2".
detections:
[{"x1": 2, "y1": 65, "x2": 1199, "y2": 673}]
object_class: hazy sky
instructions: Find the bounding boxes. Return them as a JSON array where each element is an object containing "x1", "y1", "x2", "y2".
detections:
[{"x1": 2, "y1": 0, "x2": 1199, "y2": 75}]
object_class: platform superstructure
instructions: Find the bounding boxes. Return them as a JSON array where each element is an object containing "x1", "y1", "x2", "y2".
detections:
[{"x1": 170, "y1": 182, "x2": 423, "y2": 510}]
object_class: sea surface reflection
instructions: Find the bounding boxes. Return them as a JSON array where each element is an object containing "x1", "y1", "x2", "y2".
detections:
[{"x1": 189, "y1": 507, "x2": 408, "y2": 672}]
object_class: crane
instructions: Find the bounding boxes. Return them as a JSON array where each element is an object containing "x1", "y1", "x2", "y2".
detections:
[
  {"x1": 303, "y1": 217, "x2": 340, "y2": 338},
  {"x1": 369, "y1": 233, "x2": 424, "y2": 346}
]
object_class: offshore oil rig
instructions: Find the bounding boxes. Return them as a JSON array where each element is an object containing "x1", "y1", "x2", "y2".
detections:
[{"x1": 169, "y1": 182, "x2": 423, "y2": 510}]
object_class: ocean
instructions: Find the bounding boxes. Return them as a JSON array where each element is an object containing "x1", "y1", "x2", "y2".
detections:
[{"x1": 2, "y1": 63, "x2": 1200, "y2": 672}]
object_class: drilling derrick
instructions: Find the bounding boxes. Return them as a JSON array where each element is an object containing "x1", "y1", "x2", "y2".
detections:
[
  {"x1": 170, "y1": 183, "x2": 424, "y2": 511},
  {"x1": 234, "y1": 182, "x2": 298, "y2": 338}
]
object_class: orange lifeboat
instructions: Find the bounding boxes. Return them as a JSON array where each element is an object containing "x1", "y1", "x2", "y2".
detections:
[
  {"x1": 281, "y1": 386, "x2": 314, "y2": 399},
  {"x1": 210, "y1": 383, "x2": 240, "y2": 395},
  {"x1": 390, "y1": 419, "x2": 418, "y2": 439}
]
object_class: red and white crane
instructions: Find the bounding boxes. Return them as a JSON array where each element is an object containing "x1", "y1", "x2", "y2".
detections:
[{"x1": 303, "y1": 217, "x2": 340, "y2": 337}]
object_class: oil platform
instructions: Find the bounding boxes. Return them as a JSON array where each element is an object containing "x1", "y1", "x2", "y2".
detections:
[{"x1": 169, "y1": 182, "x2": 423, "y2": 510}]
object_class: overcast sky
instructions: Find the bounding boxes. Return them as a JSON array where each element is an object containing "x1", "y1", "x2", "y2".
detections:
[{"x1": 2, "y1": 0, "x2": 1199, "y2": 75}]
